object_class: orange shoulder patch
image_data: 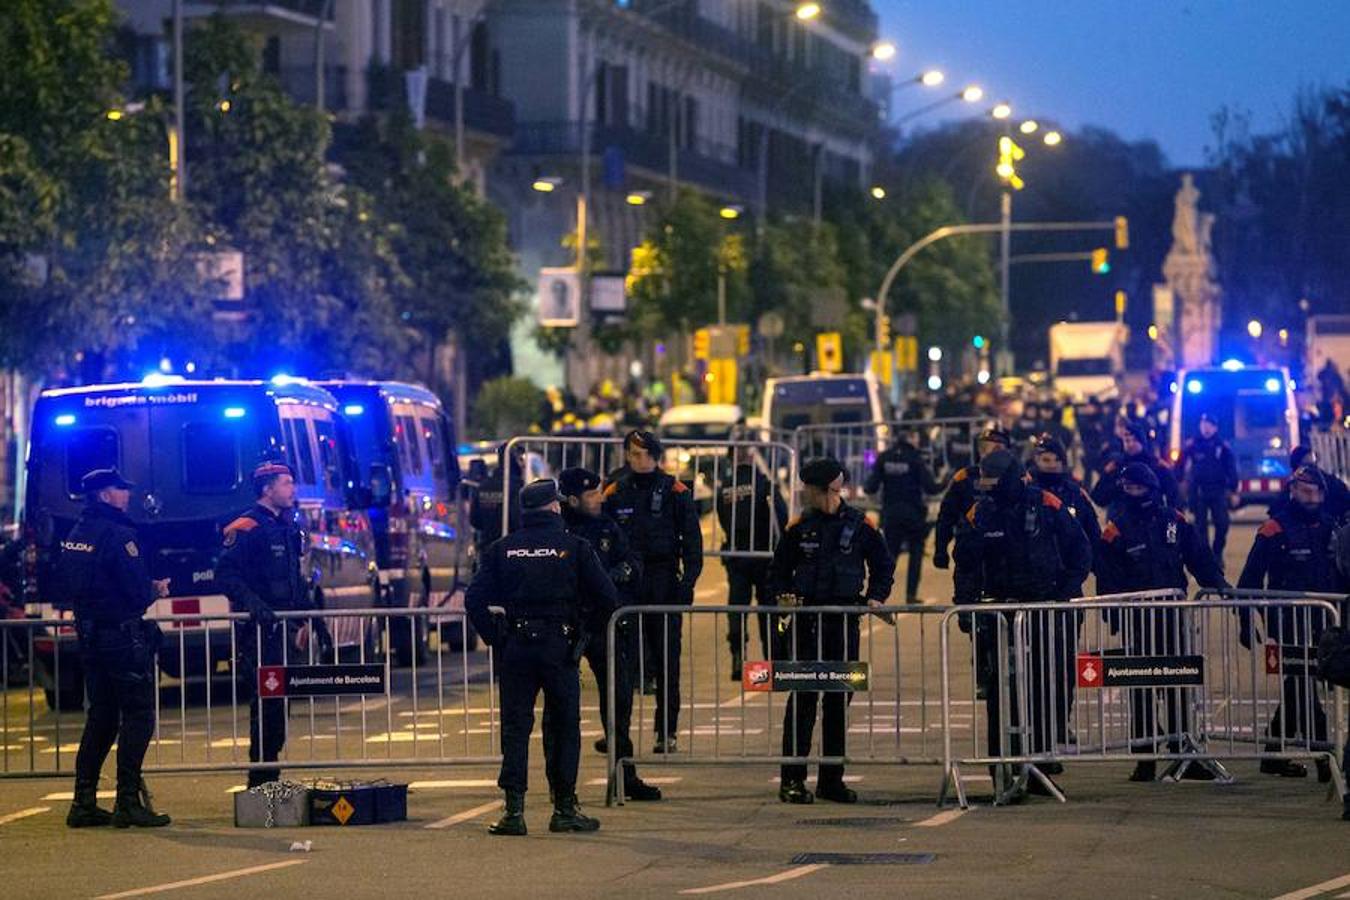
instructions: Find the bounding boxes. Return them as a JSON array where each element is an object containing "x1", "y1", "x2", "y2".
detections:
[
  {"x1": 953, "y1": 468, "x2": 969, "y2": 483},
  {"x1": 671, "y1": 479, "x2": 689, "y2": 494},
  {"x1": 224, "y1": 516, "x2": 258, "y2": 535},
  {"x1": 602, "y1": 482, "x2": 618, "y2": 498},
  {"x1": 1101, "y1": 521, "x2": 1120, "y2": 543},
  {"x1": 965, "y1": 505, "x2": 978, "y2": 525},
  {"x1": 1258, "y1": 518, "x2": 1283, "y2": 538},
  {"x1": 1041, "y1": 491, "x2": 1063, "y2": 510}
]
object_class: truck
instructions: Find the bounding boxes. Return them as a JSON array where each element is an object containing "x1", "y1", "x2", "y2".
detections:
[
  {"x1": 1048, "y1": 321, "x2": 1127, "y2": 402},
  {"x1": 1306, "y1": 314, "x2": 1350, "y2": 393}
]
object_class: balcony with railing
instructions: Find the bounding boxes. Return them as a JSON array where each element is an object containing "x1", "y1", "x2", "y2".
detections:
[
  {"x1": 367, "y1": 66, "x2": 515, "y2": 138},
  {"x1": 183, "y1": 0, "x2": 334, "y2": 29}
]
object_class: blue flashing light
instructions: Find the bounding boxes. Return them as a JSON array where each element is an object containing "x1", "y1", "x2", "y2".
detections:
[
  {"x1": 1186, "y1": 379, "x2": 1203, "y2": 395},
  {"x1": 142, "y1": 373, "x2": 186, "y2": 387},
  {"x1": 1169, "y1": 382, "x2": 1178, "y2": 394},
  {"x1": 270, "y1": 374, "x2": 307, "y2": 386},
  {"x1": 54, "y1": 414, "x2": 76, "y2": 427},
  {"x1": 223, "y1": 407, "x2": 247, "y2": 419},
  {"x1": 343, "y1": 404, "x2": 366, "y2": 416},
  {"x1": 1264, "y1": 377, "x2": 1281, "y2": 393},
  {"x1": 1220, "y1": 358, "x2": 1244, "y2": 371},
  {"x1": 1289, "y1": 378, "x2": 1297, "y2": 391}
]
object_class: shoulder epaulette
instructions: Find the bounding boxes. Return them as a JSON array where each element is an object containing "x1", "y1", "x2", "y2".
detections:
[
  {"x1": 953, "y1": 468, "x2": 969, "y2": 483},
  {"x1": 602, "y1": 482, "x2": 618, "y2": 498},
  {"x1": 965, "y1": 505, "x2": 978, "y2": 525},
  {"x1": 1041, "y1": 491, "x2": 1063, "y2": 510},
  {"x1": 785, "y1": 515, "x2": 802, "y2": 530},
  {"x1": 1258, "y1": 518, "x2": 1283, "y2": 538},
  {"x1": 224, "y1": 516, "x2": 259, "y2": 535},
  {"x1": 671, "y1": 479, "x2": 689, "y2": 494},
  {"x1": 1102, "y1": 521, "x2": 1120, "y2": 543}
]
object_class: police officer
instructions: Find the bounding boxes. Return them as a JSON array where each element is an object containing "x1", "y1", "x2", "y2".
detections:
[
  {"x1": 1237, "y1": 465, "x2": 1341, "y2": 782},
  {"x1": 554, "y1": 467, "x2": 661, "y2": 802},
  {"x1": 952, "y1": 450, "x2": 1092, "y2": 790},
  {"x1": 217, "y1": 460, "x2": 326, "y2": 788},
  {"x1": 1180, "y1": 412, "x2": 1239, "y2": 559},
  {"x1": 934, "y1": 425, "x2": 1011, "y2": 570},
  {"x1": 603, "y1": 430, "x2": 702, "y2": 753},
  {"x1": 1090, "y1": 421, "x2": 1181, "y2": 511},
  {"x1": 864, "y1": 429, "x2": 940, "y2": 604},
  {"x1": 716, "y1": 450, "x2": 788, "y2": 674},
  {"x1": 1272, "y1": 446, "x2": 1350, "y2": 522},
  {"x1": 772, "y1": 458, "x2": 894, "y2": 804},
  {"x1": 470, "y1": 443, "x2": 523, "y2": 553},
  {"x1": 465, "y1": 479, "x2": 617, "y2": 836},
  {"x1": 60, "y1": 469, "x2": 171, "y2": 828},
  {"x1": 1030, "y1": 434, "x2": 1102, "y2": 555},
  {"x1": 1097, "y1": 462, "x2": 1226, "y2": 782}
]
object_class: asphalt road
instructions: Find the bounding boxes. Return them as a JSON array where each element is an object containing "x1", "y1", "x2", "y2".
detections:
[{"x1": 2, "y1": 510, "x2": 1348, "y2": 899}]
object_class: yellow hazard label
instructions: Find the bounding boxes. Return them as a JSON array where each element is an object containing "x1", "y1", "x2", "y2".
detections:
[{"x1": 331, "y1": 796, "x2": 355, "y2": 825}]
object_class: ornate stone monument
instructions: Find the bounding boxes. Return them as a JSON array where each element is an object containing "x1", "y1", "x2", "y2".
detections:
[{"x1": 1159, "y1": 173, "x2": 1222, "y2": 369}]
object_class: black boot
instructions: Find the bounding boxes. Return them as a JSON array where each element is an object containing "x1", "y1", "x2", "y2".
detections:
[
  {"x1": 66, "y1": 779, "x2": 112, "y2": 828},
  {"x1": 816, "y1": 781, "x2": 858, "y2": 804},
  {"x1": 730, "y1": 650, "x2": 743, "y2": 681},
  {"x1": 624, "y1": 767, "x2": 662, "y2": 802},
  {"x1": 778, "y1": 780, "x2": 814, "y2": 804},
  {"x1": 488, "y1": 790, "x2": 526, "y2": 836},
  {"x1": 1316, "y1": 758, "x2": 1332, "y2": 784},
  {"x1": 112, "y1": 780, "x2": 170, "y2": 828},
  {"x1": 1129, "y1": 761, "x2": 1156, "y2": 782},
  {"x1": 549, "y1": 794, "x2": 600, "y2": 833},
  {"x1": 1341, "y1": 794, "x2": 1349, "y2": 822},
  {"x1": 1260, "y1": 759, "x2": 1308, "y2": 778}
]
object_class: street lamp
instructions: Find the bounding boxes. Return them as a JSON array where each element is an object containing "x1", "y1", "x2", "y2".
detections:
[
  {"x1": 532, "y1": 176, "x2": 562, "y2": 193},
  {"x1": 1043, "y1": 130, "x2": 1062, "y2": 146},
  {"x1": 921, "y1": 69, "x2": 945, "y2": 87},
  {"x1": 795, "y1": 2, "x2": 821, "y2": 21},
  {"x1": 1247, "y1": 319, "x2": 1263, "y2": 339},
  {"x1": 871, "y1": 40, "x2": 897, "y2": 61},
  {"x1": 961, "y1": 84, "x2": 984, "y2": 103},
  {"x1": 870, "y1": 186, "x2": 886, "y2": 200},
  {"x1": 991, "y1": 102, "x2": 1012, "y2": 120},
  {"x1": 626, "y1": 190, "x2": 652, "y2": 206},
  {"x1": 1019, "y1": 119, "x2": 1038, "y2": 135},
  {"x1": 719, "y1": 205, "x2": 743, "y2": 220},
  {"x1": 894, "y1": 84, "x2": 986, "y2": 127}
]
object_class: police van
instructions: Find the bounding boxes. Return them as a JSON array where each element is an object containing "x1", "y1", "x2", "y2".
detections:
[
  {"x1": 318, "y1": 381, "x2": 471, "y2": 659},
  {"x1": 23, "y1": 377, "x2": 378, "y2": 709},
  {"x1": 1167, "y1": 364, "x2": 1299, "y2": 506},
  {"x1": 760, "y1": 373, "x2": 888, "y2": 503}
]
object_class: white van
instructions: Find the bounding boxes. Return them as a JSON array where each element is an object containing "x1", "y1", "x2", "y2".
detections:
[{"x1": 760, "y1": 373, "x2": 888, "y2": 500}]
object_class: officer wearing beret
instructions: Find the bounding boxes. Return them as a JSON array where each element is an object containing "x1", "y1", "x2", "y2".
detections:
[
  {"x1": 603, "y1": 430, "x2": 702, "y2": 753},
  {"x1": 466, "y1": 479, "x2": 618, "y2": 835},
  {"x1": 771, "y1": 458, "x2": 894, "y2": 804},
  {"x1": 553, "y1": 467, "x2": 661, "y2": 802},
  {"x1": 217, "y1": 460, "x2": 328, "y2": 788},
  {"x1": 934, "y1": 425, "x2": 1011, "y2": 570},
  {"x1": 59, "y1": 469, "x2": 171, "y2": 828}
]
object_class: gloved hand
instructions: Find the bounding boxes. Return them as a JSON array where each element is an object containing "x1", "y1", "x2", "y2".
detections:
[
  {"x1": 251, "y1": 603, "x2": 278, "y2": 627},
  {"x1": 933, "y1": 549, "x2": 950, "y2": 570},
  {"x1": 678, "y1": 580, "x2": 696, "y2": 605},
  {"x1": 1238, "y1": 622, "x2": 1253, "y2": 651}
]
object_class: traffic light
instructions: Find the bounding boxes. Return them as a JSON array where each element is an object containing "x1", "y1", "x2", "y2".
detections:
[
  {"x1": 816, "y1": 331, "x2": 843, "y2": 373},
  {"x1": 972, "y1": 334, "x2": 986, "y2": 349},
  {"x1": 1091, "y1": 247, "x2": 1110, "y2": 275},
  {"x1": 996, "y1": 136, "x2": 1026, "y2": 190},
  {"x1": 879, "y1": 313, "x2": 891, "y2": 347},
  {"x1": 1114, "y1": 216, "x2": 1130, "y2": 250},
  {"x1": 1114, "y1": 290, "x2": 1127, "y2": 318}
]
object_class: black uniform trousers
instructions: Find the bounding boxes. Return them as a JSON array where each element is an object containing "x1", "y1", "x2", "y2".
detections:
[
  {"x1": 1123, "y1": 609, "x2": 1193, "y2": 753},
  {"x1": 882, "y1": 516, "x2": 929, "y2": 602},
  {"x1": 543, "y1": 618, "x2": 640, "y2": 788},
  {"x1": 74, "y1": 621, "x2": 156, "y2": 798},
  {"x1": 725, "y1": 558, "x2": 771, "y2": 660},
  {"x1": 638, "y1": 560, "x2": 683, "y2": 741},
  {"x1": 498, "y1": 630, "x2": 580, "y2": 795},
  {"x1": 1189, "y1": 487, "x2": 1230, "y2": 561},
  {"x1": 239, "y1": 622, "x2": 288, "y2": 788},
  {"x1": 976, "y1": 605, "x2": 1075, "y2": 758},
  {"x1": 780, "y1": 609, "x2": 860, "y2": 787}
]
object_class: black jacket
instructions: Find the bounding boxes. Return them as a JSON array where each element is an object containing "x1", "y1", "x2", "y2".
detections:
[
  {"x1": 465, "y1": 509, "x2": 617, "y2": 646},
  {"x1": 935, "y1": 464, "x2": 979, "y2": 558},
  {"x1": 716, "y1": 462, "x2": 788, "y2": 554},
  {"x1": 562, "y1": 506, "x2": 641, "y2": 604},
  {"x1": 603, "y1": 467, "x2": 703, "y2": 592},
  {"x1": 1032, "y1": 471, "x2": 1102, "y2": 554},
  {"x1": 1097, "y1": 501, "x2": 1226, "y2": 595},
  {"x1": 864, "y1": 443, "x2": 940, "y2": 525},
  {"x1": 1091, "y1": 451, "x2": 1181, "y2": 510},
  {"x1": 57, "y1": 501, "x2": 154, "y2": 625},
  {"x1": 1180, "y1": 434, "x2": 1239, "y2": 494},
  {"x1": 770, "y1": 504, "x2": 894, "y2": 604},
  {"x1": 217, "y1": 503, "x2": 311, "y2": 617},
  {"x1": 470, "y1": 462, "x2": 522, "y2": 547},
  {"x1": 953, "y1": 486, "x2": 1092, "y2": 603},
  {"x1": 1238, "y1": 507, "x2": 1343, "y2": 642}
]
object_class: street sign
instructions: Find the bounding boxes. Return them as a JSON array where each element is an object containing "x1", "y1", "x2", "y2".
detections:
[
  {"x1": 589, "y1": 274, "x2": 626, "y2": 314},
  {"x1": 257, "y1": 664, "x2": 386, "y2": 698},
  {"x1": 693, "y1": 327, "x2": 710, "y2": 360},
  {"x1": 869, "y1": 350, "x2": 893, "y2": 386},
  {"x1": 707, "y1": 357, "x2": 737, "y2": 404},
  {"x1": 894, "y1": 336, "x2": 918, "y2": 372},
  {"x1": 537, "y1": 268, "x2": 581, "y2": 327},
  {"x1": 757, "y1": 311, "x2": 785, "y2": 339},
  {"x1": 816, "y1": 331, "x2": 843, "y2": 373}
]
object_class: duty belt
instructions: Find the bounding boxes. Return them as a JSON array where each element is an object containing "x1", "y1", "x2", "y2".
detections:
[{"x1": 508, "y1": 618, "x2": 576, "y2": 636}]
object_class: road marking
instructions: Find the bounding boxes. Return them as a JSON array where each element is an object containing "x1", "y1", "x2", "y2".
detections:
[
  {"x1": 913, "y1": 808, "x2": 966, "y2": 827},
  {"x1": 766, "y1": 775, "x2": 863, "y2": 783},
  {"x1": 408, "y1": 779, "x2": 498, "y2": 789},
  {"x1": 0, "y1": 806, "x2": 50, "y2": 826},
  {"x1": 1271, "y1": 873, "x2": 1350, "y2": 900},
  {"x1": 41, "y1": 790, "x2": 114, "y2": 801},
  {"x1": 424, "y1": 800, "x2": 500, "y2": 830},
  {"x1": 93, "y1": 860, "x2": 309, "y2": 899},
  {"x1": 584, "y1": 776, "x2": 683, "y2": 786},
  {"x1": 678, "y1": 863, "x2": 829, "y2": 895}
]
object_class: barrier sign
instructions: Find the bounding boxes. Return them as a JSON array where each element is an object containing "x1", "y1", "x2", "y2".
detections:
[
  {"x1": 258, "y1": 665, "x2": 386, "y2": 698},
  {"x1": 742, "y1": 661, "x2": 870, "y2": 692},
  {"x1": 1076, "y1": 654, "x2": 1204, "y2": 688},
  {"x1": 1264, "y1": 642, "x2": 1316, "y2": 677}
]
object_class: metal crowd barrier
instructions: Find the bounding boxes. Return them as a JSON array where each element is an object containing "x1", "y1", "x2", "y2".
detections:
[
  {"x1": 502, "y1": 435, "x2": 798, "y2": 558},
  {"x1": 1310, "y1": 430, "x2": 1350, "y2": 483},
  {"x1": 938, "y1": 591, "x2": 1347, "y2": 809},
  {"x1": 603, "y1": 604, "x2": 951, "y2": 805},
  {"x1": 0, "y1": 609, "x2": 499, "y2": 778}
]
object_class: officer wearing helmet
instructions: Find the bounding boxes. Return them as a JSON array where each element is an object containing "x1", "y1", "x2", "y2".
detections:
[
  {"x1": 934, "y1": 425, "x2": 1011, "y2": 570},
  {"x1": 952, "y1": 450, "x2": 1092, "y2": 790},
  {"x1": 1237, "y1": 465, "x2": 1343, "y2": 784},
  {"x1": 1029, "y1": 434, "x2": 1101, "y2": 558},
  {"x1": 58, "y1": 468, "x2": 171, "y2": 828},
  {"x1": 771, "y1": 458, "x2": 894, "y2": 804},
  {"x1": 1179, "y1": 412, "x2": 1239, "y2": 559},
  {"x1": 1096, "y1": 461, "x2": 1226, "y2": 782},
  {"x1": 465, "y1": 479, "x2": 618, "y2": 835}
]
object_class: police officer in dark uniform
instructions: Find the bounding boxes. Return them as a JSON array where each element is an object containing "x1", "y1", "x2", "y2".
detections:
[
  {"x1": 1272, "y1": 446, "x2": 1350, "y2": 522},
  {"x1": 470, "y1": 443, "x2": 523, "y2": 553},
  {"x1": 60, "y1": 469, "x2": 171, "y2": 828},
  {"x1": 1180, "y1": 412, "x2": 1239, "y2": 559},
  {"x1": 952, "y1": 450, "x2": 1092, "y2": 788},
  {"x1": 1097, "y1": 462, "x2": 1227, "y2": 782},
  {"x1": 934, "y1": 425, "x2": 1011, "y2": 571},
  {"x1": 1030, "y1": 434, "x2": 1101, "y2": 555},
  {"x1": 465, "y1": 479, "x2": 617, "y2": 836},
  {"x1": 864, "y1": 429, "x2": 940, "y2": 604},
  {"x1": 1091, "y1": 422, "x2": 1181, "y2": 511},
  {"x1": 772, "y1": 458, "x2": 894, "y2": 804},
  {"x1": 716, "y1": 451, "x2": 788, "y2": 674},
  {"x1": 1238, "y1": 465, "x2": 1342, "y2": 782},
  {"x1": 603, "y1": 430, "x2": 702, "y2": 753},
  {"x1": 554, "y1": 467, "x2": 661, "y2": 802},
  {"x1": 217, "y1": 460, "x2": 326, "y2": 788}
]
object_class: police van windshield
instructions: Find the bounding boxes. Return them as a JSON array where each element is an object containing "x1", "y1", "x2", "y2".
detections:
[{"x1": 770, "y1": 379, "x2": 873, "y2": 431}]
